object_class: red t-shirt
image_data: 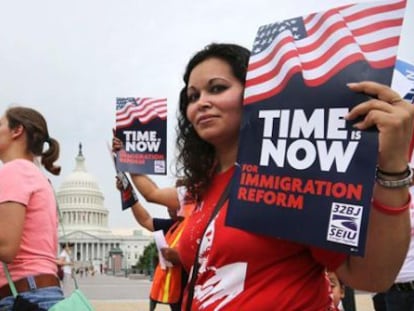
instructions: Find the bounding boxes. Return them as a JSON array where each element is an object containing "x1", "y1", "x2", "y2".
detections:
[{"x1": 178, "y1": 166, "x2": 346, "y2": 311}]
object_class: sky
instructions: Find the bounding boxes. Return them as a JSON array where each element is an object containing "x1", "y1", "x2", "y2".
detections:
[{"x1": 0, "y1": 0, "x2": 413, "y2": 233}]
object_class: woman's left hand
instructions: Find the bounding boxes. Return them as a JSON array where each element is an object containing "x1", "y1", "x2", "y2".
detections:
[
  {"x1": 161, "y1": 247, "x2": 181, "y2": 266},
  {"x1": 346, "y1": 81, "x2": 414, "y2": 172}
]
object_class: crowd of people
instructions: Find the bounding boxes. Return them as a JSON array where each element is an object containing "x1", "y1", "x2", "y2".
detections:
[{"x1": 0, "y1": 41, "x2": 413, "y2": 311}]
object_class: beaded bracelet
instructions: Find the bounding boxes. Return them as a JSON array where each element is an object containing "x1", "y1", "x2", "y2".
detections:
[
  {"x1": 375, "y1": 165, "x2": 413, "y2": 188},
  {"x1": 372, "y1": 195, "x2": 411, "y2": 215}
]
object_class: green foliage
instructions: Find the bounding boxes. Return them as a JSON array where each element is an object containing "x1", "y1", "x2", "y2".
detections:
[{"x1": 134, "y1": 241, "x2": 158, "y2": 274}]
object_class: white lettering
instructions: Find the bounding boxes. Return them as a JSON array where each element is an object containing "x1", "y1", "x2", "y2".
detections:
[
  {"x1": 123, "y1": 130, "x2": 158, "y2": 141},
  {"x1": 260, "y1": 108, "x2": 349, "y2": 140},
  {"x1": 260, "y1": 139, "x2": 358, "y2": 172},
  {"x1": 258, "y1": 107, "x2": 357, "y2": 172},
  {"x1": 125, "y1": 141, "x2": 161, "y2": 152}
]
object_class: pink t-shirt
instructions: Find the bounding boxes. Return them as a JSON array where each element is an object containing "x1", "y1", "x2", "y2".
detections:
[{"x1": 0, "y1": 159, "x2": 58, "y2": 286}]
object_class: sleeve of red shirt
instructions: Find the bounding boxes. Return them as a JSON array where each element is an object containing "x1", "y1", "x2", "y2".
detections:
[{"x1": 311, "y1": 246, "x2": 348, "y2": 271}]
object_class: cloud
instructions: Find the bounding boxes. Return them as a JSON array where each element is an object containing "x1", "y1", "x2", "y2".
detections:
[{"x1": 1, "y1": 0, "x2": 412, "y2": 229}]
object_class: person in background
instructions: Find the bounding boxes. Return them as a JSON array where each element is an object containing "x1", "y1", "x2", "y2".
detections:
[
  {"x1": 112, "y1": 136, "x2": 183, "y2": 213},
  {"x1": 115, "y1": 177, "x2": 193, "y2": 311},
  {"x1": 56, "y1": 242, "x2": 75, "y2": 297},
  {"x1": 112, "y1": 135, "x2": 194, "y2": 310},
  {"x1": 0, "y1": 106, "x2": 64, "y2": 310},
  {"x1": 174, "y1": 43, "x2": 414, "y2": 310},
  {"x1": 328, "y1": 271, "x2": 346, "y2": 311}
]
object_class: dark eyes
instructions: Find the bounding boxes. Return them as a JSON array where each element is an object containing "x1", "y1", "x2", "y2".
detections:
[
  {"x1": 329, "y1": 281, "x2": 338, "y2": 288},
  {"x1": 187, "y1": 93, "x2": 199, "y2": 103},
  {"x1": 187, "y1": 84, "x2": 229, "y2": 104},
  {"x1": 210, "y1": 84, "x2": 228, "y2": 93}
]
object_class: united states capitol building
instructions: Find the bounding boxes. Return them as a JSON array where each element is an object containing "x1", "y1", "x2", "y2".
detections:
[{"x1": 56, "y1": 144, "x2": 152, "y2": 273}]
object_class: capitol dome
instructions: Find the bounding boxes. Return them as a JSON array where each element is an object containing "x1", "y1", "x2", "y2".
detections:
[
  {"x1": 57, "y1": 143, "x2": 111, "y2": 235},
  {"x1": 56, "y1": 144, "x2": 151, "y2": 272}
]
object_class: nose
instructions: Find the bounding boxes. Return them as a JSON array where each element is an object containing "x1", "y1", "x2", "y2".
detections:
[{"x1": 196, "y1": 93, "x2": 212, "y2": 109}]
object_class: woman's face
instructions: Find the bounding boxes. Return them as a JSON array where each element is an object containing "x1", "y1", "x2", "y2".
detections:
[
  {"x1": 0, "y1": 115, "x2": 13, "y2": 158},
  {"x1": 328, "y1": 272, "x2": 344, "y2": 307},
  {"x1": 186, "y1": 57, "x2": 244, "y2": 148}
]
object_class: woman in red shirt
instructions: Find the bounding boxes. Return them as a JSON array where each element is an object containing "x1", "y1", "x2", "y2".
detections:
[{"x1": 176, "y1": 43, "x2": 413, "y2": 310}]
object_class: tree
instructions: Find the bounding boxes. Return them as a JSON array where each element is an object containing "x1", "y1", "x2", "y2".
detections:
[{"x1": 134, "y1": 241, "x2": 158, "y2": 275}]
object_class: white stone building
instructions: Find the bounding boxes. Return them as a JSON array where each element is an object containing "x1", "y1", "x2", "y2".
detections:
[{"x1": 56, "y1": 144, "x2": 152, "y2": 273}]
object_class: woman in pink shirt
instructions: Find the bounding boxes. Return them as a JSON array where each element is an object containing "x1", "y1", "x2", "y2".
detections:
[{"x1": 0, "y1": 106, "x2": 64, "y2": 310}]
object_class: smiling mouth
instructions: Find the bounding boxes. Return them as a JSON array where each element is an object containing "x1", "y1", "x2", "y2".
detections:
[{"x1": 197, "y1": 115, "x2": 217, "y2": 125}]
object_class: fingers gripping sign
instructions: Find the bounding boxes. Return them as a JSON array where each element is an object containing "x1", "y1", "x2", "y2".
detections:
[{"x1": 345, "y1": 81, "x2": 414, "y2": 172}]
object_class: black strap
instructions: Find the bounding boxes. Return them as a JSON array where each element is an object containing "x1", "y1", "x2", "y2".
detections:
[{"x1": 185, "y1": 180, "x2": 233, "y2": 311}]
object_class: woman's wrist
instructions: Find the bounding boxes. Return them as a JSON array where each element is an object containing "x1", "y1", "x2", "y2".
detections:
[{"x1": 372, "y1": 194, "x2": 411, "y2": 215}]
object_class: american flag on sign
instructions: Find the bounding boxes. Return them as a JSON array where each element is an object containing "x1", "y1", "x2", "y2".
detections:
[
  {"x1": 116, "y1": 97, "x2": 167, "y2": 128},
  {"x1": 245, "y1": 0, "x2": 406, "y2": 104}
]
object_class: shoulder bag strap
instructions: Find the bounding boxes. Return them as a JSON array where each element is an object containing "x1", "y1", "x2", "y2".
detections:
[
  {"x1": 185, "y1": 179, "x2": 233, "y2": 311},
  {"x1": 1, "y1": 262, "x2": 18, "y2": 297}
]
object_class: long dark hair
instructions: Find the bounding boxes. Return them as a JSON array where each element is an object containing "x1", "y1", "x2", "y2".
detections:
[
  {"x1": 176, "y1": 43, "x2": 250, "y2": 200},
  {"x1": 6, "y1": 106, "x2": 61, "y2": 175}
]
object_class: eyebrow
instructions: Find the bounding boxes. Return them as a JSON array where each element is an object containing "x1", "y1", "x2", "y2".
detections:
[
  {"x1": 208, "y1": 77, "x2": 229, "y2": 84},
  {"x1": 188, "y1": 77, "x2": 229, "y2": 89}
]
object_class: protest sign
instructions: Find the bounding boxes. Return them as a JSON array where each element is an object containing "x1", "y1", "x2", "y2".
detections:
[
  {"x1": 226, "y1": 0, "x2": 407, "y2": 255},
  {"x1": 115, "y1": 97, "x2": 167, "y2": 175}
]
